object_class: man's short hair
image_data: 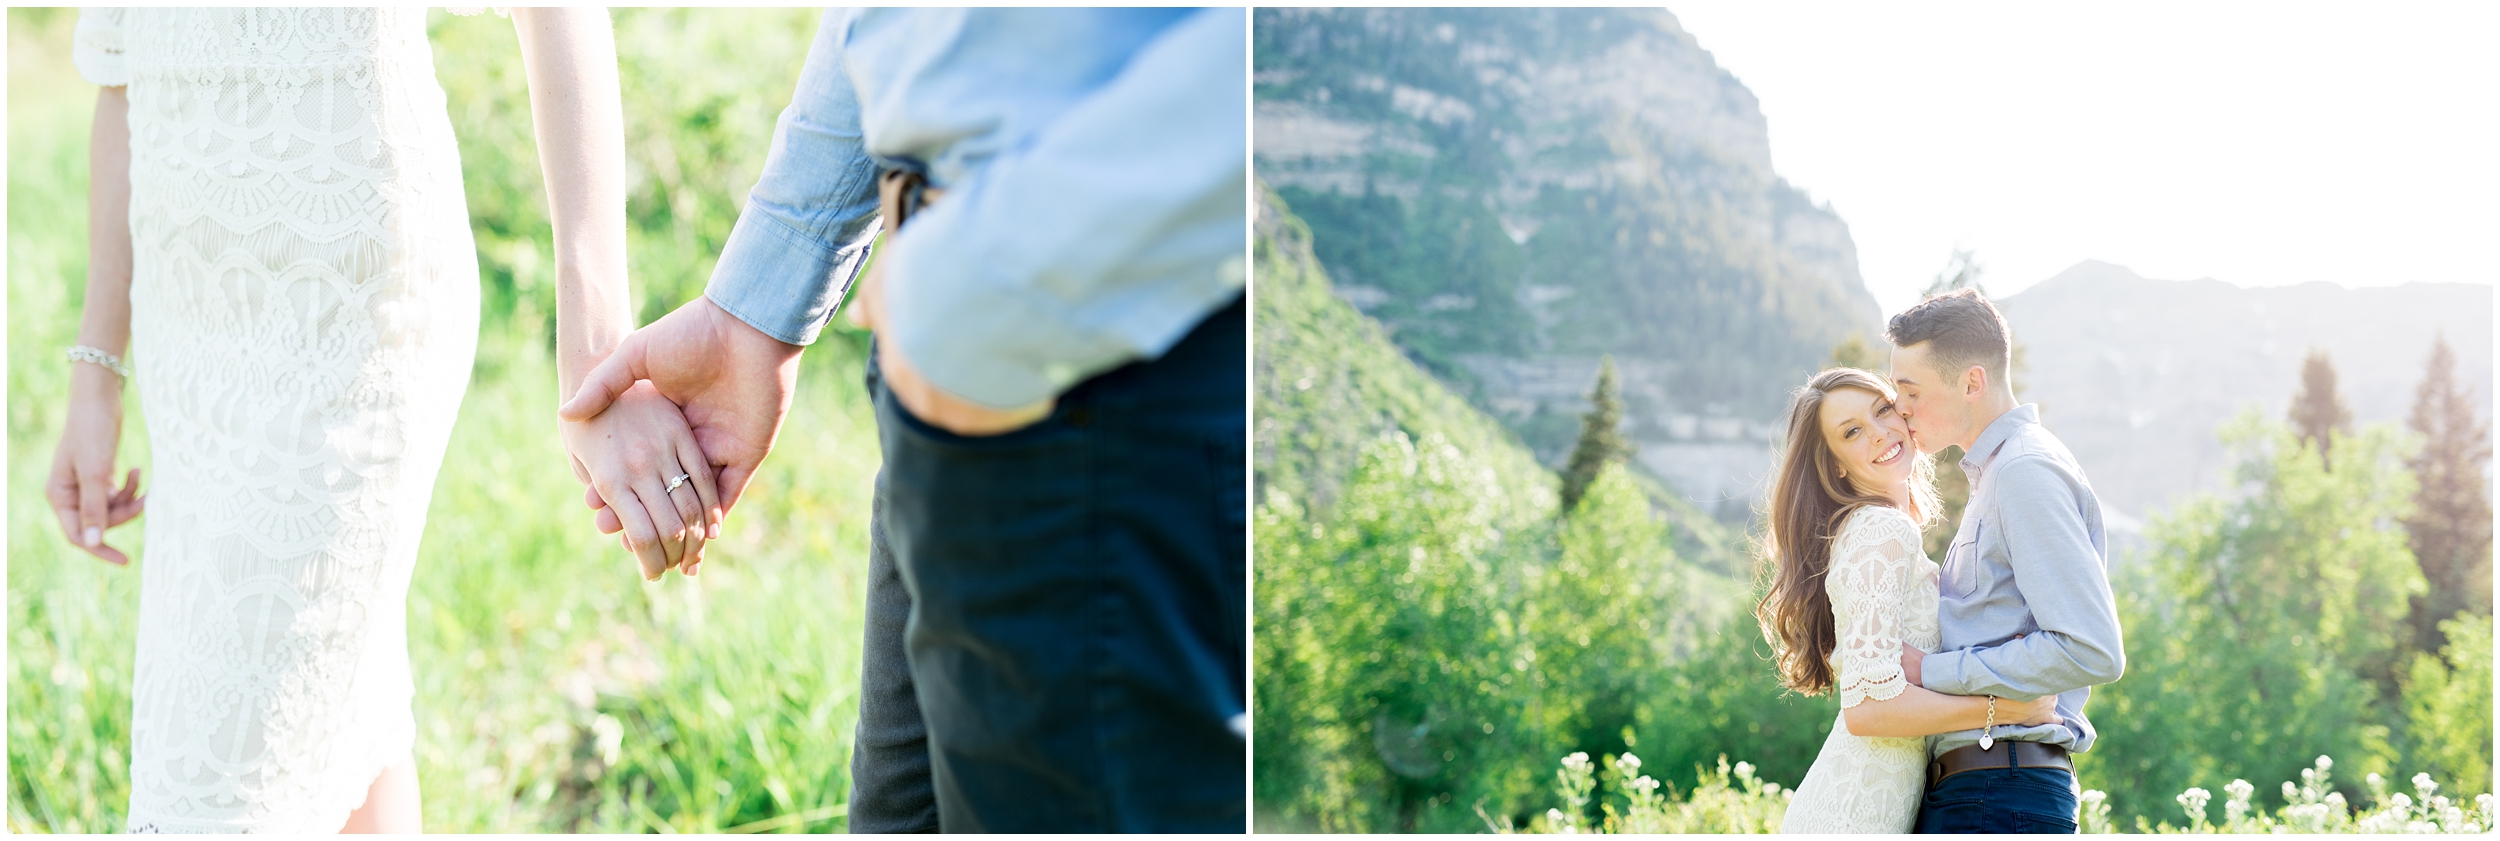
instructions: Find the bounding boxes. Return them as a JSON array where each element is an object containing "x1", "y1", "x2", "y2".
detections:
[{"x1": 1885, "y1": 287, "x2": 2011, "y2": 387}]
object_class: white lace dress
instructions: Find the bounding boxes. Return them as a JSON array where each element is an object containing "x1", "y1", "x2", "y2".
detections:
[
  {"x1": 1779, "y1": 506, "x2": 1941, "y2": 834},
  {"x1": 74, "y1": 8, "x2": 479, "y2": 833}
]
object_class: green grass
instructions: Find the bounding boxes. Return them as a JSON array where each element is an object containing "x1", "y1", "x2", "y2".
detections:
[{"x1": 10, "y1": 9, "x2": 880, "y2": 832}]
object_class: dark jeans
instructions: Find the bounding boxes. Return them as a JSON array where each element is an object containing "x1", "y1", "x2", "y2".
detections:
[
  {"x1": 847, "y1": 474, "x2": 940, "y2": 833},
  {"x1": 848, "y1": 297, "x2": 1247, "y2": 832},
  {"x1": 1915, "y1": 764, "x2": 2081, "y2": 834}
]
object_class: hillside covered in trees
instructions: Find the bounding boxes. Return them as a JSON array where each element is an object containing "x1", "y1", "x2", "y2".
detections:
[{"x1": 1255, "y1": 7, "x2": 1881, "y2": 513}]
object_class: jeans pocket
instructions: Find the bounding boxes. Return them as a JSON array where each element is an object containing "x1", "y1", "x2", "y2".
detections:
[
  {"x1": 1919, "y1": 790, "x2": 1991, "y2": 833},
  {"x1": 2009, "y1": 810, "x2": 2078, "y2": 833}
]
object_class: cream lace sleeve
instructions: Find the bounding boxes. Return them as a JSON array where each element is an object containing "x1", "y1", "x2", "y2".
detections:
[
  {"x1": 71, "y1": 8, "x2": 127, "y2": 87},
  {"x1": 1827, "y1": 506, "x2": 1927, "y2": 709}
]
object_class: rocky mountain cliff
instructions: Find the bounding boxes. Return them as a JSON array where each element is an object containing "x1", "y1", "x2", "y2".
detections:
[
  {"x1": 2001, "y1": 260, "x2": 2492, "y2": 528},
  {"x1": 1254, "y1": 8, "x2": 1882, "y2": 516}
]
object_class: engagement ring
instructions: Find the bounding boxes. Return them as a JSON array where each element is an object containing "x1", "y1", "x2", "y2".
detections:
[{"x1": 666, "y1": 473, "x2": 690, "y2": 493}]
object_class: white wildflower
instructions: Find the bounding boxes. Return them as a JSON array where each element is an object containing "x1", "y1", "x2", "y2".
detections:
[
  {"x1": 2412, "y1": 772, "x2": 2439, "y2": 797},
  {"x1": 2224, "y1": 779, "x2": 2254, "y2": 823},
  {"x1": 2179, "y1": 787, "x2": 2213, "y2": 825},
  {"x1": 1733, "y1": 760, "x2": 1753, "y2": 778},
  {"x1": 1616, "y1": 752, "x2": 1641, "y2": 773}
]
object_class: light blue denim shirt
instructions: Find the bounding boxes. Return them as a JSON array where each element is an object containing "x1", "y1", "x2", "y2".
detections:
[
  {"x1": 705, "y1": 8, "x2": 1249, "y2": 408},
  {"x1": 1922, "y1": 404, "x2": 2128, "y2": 758}
]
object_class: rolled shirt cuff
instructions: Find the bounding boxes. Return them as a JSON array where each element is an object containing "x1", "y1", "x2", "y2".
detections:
[
  {"x1": 703, "y1": 206, "x2": 871, "y2": 347},
  {"x1": 1924, "y1": 648, "x2": 1971, "y2": 696}
]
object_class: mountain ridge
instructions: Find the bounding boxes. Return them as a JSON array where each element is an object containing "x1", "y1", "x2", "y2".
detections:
[{"x1": 1999, "y1": 260, "x2": 2491, "y2": 525}]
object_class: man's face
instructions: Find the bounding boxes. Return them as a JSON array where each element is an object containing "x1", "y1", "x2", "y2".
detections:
[{"x1": 1888, "y1": 341, "x2": 1964, "y2": 455}]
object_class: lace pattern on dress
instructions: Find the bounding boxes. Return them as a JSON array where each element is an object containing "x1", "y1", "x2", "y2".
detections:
[
  {"x1": 1777, "y1": 506, "x2": 1943, "y2": 834},
  {"x1": 1830, "y1": 506, "x2": 1927, "y2": 709},
  {"x1": 84, "y1": 7, "x2": 479, "y2": 834}
]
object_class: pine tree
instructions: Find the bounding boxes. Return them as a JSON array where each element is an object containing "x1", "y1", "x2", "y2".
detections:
[
  {"x1": 2402, "y1": 334, "x2": 2492, "y2": 654},
  {"x1": 1829, "y1": 333, "x2": 1883, "y2": 372},
  {"x1": 2287, "y1": 348, "x2": 2354, "y2": 470},
  {"x1": 1559, "y1": 356, "x2": 1634, "y2": 515}
]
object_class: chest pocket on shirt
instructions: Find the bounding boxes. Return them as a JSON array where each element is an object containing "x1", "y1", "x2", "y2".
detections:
[{"x1": 1943, "y1": 521, "x2": 1983, "y2": 599}]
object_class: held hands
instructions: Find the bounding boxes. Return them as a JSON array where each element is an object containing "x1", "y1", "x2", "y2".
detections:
[
  {"x1": 46, "y1": 370, "x2": 145, "y2": 565},
  {"x1": 846, "y1": 245, "x2": 1052, "y2": 436},
  {"x1": 560, "y1": 296, "x2": 804, "y2": 567},
  {"x1": 560, "y1": 380, "x2": 719, "y2": 580}
]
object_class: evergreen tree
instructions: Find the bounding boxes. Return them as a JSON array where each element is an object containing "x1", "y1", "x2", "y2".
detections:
[
  {"x1": 1559, "y1": 356, "x2": 1634, "y2": 515},
  {"x1": 2287, "y1": 348, "x2": 2354, "y2": 470},
  {"x1": 1829, "y1": 333, "x2": 1884, "y2": 372},
  {"x1": 2402, "y1": 334, "x2": 2492, "y2": 653}
]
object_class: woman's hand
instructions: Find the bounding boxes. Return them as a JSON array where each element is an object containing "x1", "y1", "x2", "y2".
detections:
[
  {"x1": 560, "y1": 380, "x2": 720, "y2": 581},
  {"x1": 46, "y1": 372, "x2": 145, "y2": 565},
  {"x1": 2008, "y1": 694, "x2": 2061, "y2": 728}
]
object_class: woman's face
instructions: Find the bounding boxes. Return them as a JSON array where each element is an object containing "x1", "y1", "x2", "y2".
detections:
[{"x1": 1818, "y1": 385, "x2": 1914, "y2": 496}]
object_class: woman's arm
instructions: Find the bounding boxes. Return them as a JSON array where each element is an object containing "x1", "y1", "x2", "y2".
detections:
[
  {"x1": 510, "y1": 8, "x2": 628, "y2": 398},
  {"x1": 1827, "y1": 508, "x2": 2059, "y2": 738},
  {"x1": 513, "y1": 8, "x2": 720, "y2": 578},
  {"x1": 79, "y1": 86, "x2": 134, "y2": 365},
  {"x1": 1843, "y1": 684, "x2": 2057, "y2": 738},
  {"x1": 46, "y1": 85, "x2": 148, "y2": 565}
]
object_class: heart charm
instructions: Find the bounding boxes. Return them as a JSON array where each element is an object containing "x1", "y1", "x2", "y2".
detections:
[{"x1": 1979, "y1": 733, "x2": 1995, "y2": 751}]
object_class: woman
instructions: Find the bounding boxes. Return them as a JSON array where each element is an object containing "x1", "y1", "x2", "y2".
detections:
[
  {"x1": 46, "y1": 8, "x2": 716, "y2": 832},
  {"x1": 1756, "y1": 368, "x2": 2057, "y2": 834}
]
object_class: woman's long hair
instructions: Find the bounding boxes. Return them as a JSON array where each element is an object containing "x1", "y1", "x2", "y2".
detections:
[{"x1": 1753, "y1": 367, "x2": 1941, "y2": 696}]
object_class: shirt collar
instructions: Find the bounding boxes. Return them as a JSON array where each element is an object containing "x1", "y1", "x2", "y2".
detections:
[{"x1": 1959, "y1": 404, "x2": 2040, "y2": 479}]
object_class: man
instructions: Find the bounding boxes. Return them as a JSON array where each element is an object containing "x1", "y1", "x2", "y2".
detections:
[
  {"x1": 1886, "y1": 288, "x2": 2126, "y2": 834},
  {"x1": 560, "y1": 9, "x2": 1247, "y2": 832}
]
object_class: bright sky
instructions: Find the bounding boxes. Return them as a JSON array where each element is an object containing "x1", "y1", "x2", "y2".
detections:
[{"x1": 1667, "y1": 1, "x2": 2500, "y2": 316}]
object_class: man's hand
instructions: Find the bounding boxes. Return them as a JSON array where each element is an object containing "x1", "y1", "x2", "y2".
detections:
[
  {"x1": 847, "y1": 247, "x2": 1053, "y2": 436},
  {"x1": 560, "y1": 296, "x2": 803, "y2": 548}
]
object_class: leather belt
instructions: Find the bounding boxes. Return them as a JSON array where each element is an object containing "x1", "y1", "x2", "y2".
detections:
[
  {"x1": 1927, "y1": 740, "x2": 2072, "y2": 787},
  {"x1": 877, "y1": 168, "x2": 944, "y2": 232}
]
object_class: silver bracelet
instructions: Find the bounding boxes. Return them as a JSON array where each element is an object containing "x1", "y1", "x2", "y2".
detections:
[{"x1": 68, "y1": 345, "x2": 132, "y2": 379}]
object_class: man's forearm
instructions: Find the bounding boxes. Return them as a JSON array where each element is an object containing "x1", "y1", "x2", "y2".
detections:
[
  {"x1": 703, "y1": 10, "x2": 880, "y2": 349},
  {"x1": 1924, "y1": 632, "x2": 2116, "y2": 700}
]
